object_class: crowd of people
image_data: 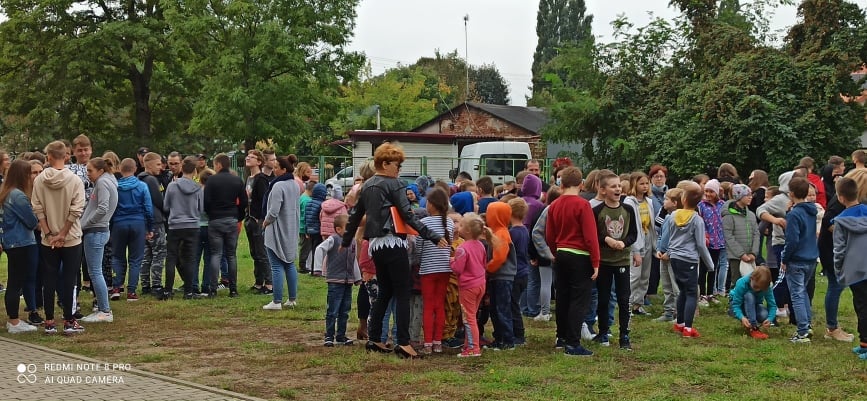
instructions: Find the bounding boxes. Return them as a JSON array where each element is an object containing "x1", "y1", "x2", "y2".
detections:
[{"x1": 3, "y1": 139, "x2": 867, "y2": 362}]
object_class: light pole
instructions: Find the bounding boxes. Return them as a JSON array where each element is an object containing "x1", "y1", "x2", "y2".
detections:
[{"x1": 464, "y1": 14, "x2": 469, "y2": 100}]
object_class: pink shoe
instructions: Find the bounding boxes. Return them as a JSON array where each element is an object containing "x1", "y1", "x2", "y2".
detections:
[
  {"x1": 673, "y1": 323, "x2": 685, "y2": 333},
  {"x1": 457, "y1": 348, "x2": 482, "y2": 358}
]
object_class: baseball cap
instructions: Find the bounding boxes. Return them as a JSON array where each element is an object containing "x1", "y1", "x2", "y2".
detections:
[{"x1": 137, "y1": 147, "x2": 150, "y2": 155}]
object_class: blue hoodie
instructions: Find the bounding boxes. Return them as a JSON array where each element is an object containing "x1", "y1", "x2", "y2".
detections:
[
  {"x1": 450, "y1": 191, "x2": 474, "y2": 215},
  {"x1": 114, "y1": 175, "x2": 154, "y2": 231},
  {"x1": 305, "y1": 183, "x2": 327, "y2": 235},
  {"x1": 521, "y1": 174, "x2": 545, "y2": 229},
  {"x1": 781, "y1": 201, "x2": 819, "y2": 265}
]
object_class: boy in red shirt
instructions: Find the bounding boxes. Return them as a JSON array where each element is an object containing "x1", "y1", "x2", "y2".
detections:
[{"x1": 545, "y1": 167, "x2": 601, "y2": 356}]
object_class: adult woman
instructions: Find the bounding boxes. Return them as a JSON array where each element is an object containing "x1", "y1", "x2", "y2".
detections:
[
  {"x1": 262, "y1": 156, "x2": 301, "y2": 310},
  {"x1": 80, "y1": 158, "x2": 118, "y2": 323},
  {"x1": 343, "y1": 143, "x2": 447, "y2": 359},
  {"x1": 1, "y1": 160, "x2": 39, "y2": 333},
  {"x1": 718, "y1": 163, "x2": 741, "y2": 184}
]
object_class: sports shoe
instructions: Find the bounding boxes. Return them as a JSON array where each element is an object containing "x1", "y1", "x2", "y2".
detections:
[
  {"x1": 555, "y1": 338, "x2": 566, "y2": 349},
  {"x1": 852, "y1": 345, "x2": 867, "y2": 355},
  {"x1": 324, "y1": 337, "x2": 334, "y2": 347},
  {"x1": 457, "y1": 349, "x2": 482, "y2": 358},
  {"x1": 261, "y1": 287, "x2": 274, "y2": 295},
  {"x1": 790, "y1": 332, "x2": 811, "y2": 344},
  {"x1": 564, "y1": 344, "x2": 593, "y2": 356},
  {"x1": 44, "y1": 322, "x2": 57, "y2": 335},
  {"x1": 709, "y1": 295, "x2": 721, "y2": 305},
  {"x1": 63, "y1": 319, "x2": 85, "y2": 335},
  {"x1": 283, "y1": 300, "x2": 297, "y2": 308},
  {"x1": 631, "y1": 307, "x2": 650, "y2": 316},
  {"x1": 81, "y1": 311, "x2": 113, "y2": 323},
  {"x1": 7, "y1": 321, "x2": 37, "y2": 334},
  {"x1": 494, "y1": 342, "x2": 515, "y2": 351},
  {"x1": 443, "y1": 337, "x2": 464, "y2": 349},
  {"x1": 619, "y1": 335, "x2": 633, "y2": 351},
  {"x1": 673, "y1": 323, "x2": 685, "y2": 333},
  {"x1": 749, "y1": 328, "x2": 768, "y2": 340},
  {"x1": 825, "y1": 328, "x2": 855, "y2": 342},
  {"x1": 228, "y1": 291, "x2": 240, "y2": 298},
  {"x1": 533, "y1": 313, "x2": 551, "y2": 322},
  {"x1": 581, "y1": 322, "x2": 594, "y2": 341},
  {"x1": 592, "y1": 333, "x2": 610, "y2": 346},
  {"x1": 655, "y1": 313, "x2": 675, "y2": 322},
  {"x1": 110, "y1": 288, "x2": 121, "y2": 301},
  {"x1": 682, "y1": 327, "x2": 701, "y2": 338},
  {"x1": 698, "y1": 296, "x2": 709, "y2": 307},
  {"x1": 126, "y1": 293, "x2": 139, "y2": 302},
  {"x1": 26, "y1": 311, "x2": 44, "y2": 326},
  {"x1": 337, "y1": 337, "x2": 354, "y2": 346},
  {"x1": 262, "y1": 301, "x2": 282, "y2": 310}
]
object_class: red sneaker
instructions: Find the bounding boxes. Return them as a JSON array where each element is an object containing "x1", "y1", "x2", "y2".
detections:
[
  {"x1": 673, "y1": 323, "x2": 685, "y2": 333},
  {"x1": 749, "y1": 328, "x2": 768, "y2": 340},
  {"x1": 682, "y1": 327, "x2": 701, "y2": 338}
]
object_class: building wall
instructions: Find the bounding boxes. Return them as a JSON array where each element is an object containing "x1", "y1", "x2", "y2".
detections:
[{"x1": 416, "y1": 107, "x2": 545, "y2": 159}]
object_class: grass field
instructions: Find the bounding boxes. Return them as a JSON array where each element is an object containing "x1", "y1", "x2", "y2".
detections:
[{"x1": 2, "y1": 232, "x2": 867, "y2": 401}]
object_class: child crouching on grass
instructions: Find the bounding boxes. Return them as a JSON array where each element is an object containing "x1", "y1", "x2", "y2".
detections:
[
  {"x1": 728, "y1": 265, "x2": 777, "y2": 339},
  {"x1": 314, "y1": 214, "x2": 361, "y2": 347},
  {"x1": 451, "y1": 213, "x2": 490, "y2": 357}
]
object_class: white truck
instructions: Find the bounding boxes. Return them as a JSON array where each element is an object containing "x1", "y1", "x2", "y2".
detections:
[{"x1": 456, "y1": 141, "x2": 532, "y2": 184}]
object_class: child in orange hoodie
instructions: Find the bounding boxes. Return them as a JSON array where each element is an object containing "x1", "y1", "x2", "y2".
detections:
[{"x1": 484, "y1": 202, "x2": 518, "y2": 350}]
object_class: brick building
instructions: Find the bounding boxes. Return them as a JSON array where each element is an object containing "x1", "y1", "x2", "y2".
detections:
[{"x1": 412, "y1": 102, "x2": 549, "y2": 159}]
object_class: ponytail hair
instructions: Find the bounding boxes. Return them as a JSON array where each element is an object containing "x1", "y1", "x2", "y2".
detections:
[{"x1": 426, "y1": 187, "x2": 451, "y2": 243}]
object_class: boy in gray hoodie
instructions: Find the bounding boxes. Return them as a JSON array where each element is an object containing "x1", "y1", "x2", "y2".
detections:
[
  {"x1": 657, "y1": 181, "x2": 715, "y2": 338},
  {"x1": 163, "y1": 157, "x2": 204, "y2": 299}
]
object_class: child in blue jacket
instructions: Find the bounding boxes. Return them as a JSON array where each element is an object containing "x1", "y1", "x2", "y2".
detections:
[{"x1": 729, "y1": 265, "x2": 777, "y2": 339}]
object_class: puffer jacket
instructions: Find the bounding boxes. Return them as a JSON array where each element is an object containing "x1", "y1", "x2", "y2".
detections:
[
  {"x1": 305, "y1": 183, "x2": 326, "y2": 235},
  {"x1": 320, "y1": 198, "x2": 348, "y2": 236},
  {"x1": 342, "y1": 174, "x2": 442, "y2": 247},
  {"x1": 721, "y1": 200, "x2": 760, "y2": 259}
]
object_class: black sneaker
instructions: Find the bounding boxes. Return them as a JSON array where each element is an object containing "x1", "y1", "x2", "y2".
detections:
[
  {"x1": 250, "y1": 285, "x2": 262, "y2": 292},
  {"x1": 27, "y1": 311, "x2": 44, "y2": 326},
  {"x1": 564, "y1": 344, "x2": 593, "y2": 356},
  {"x1": 142, "y1": 286, "x2": 151, "y2": 296},
  {"x1": 555, "y1": 338, "x2": 566, "y2": 349},
  {"x1": 443, "y1": 337, "x2": 464, "y2": 349},
  {"x1": 72, "y1": 310, "x2": 84, "y2": 320},
  {"x1": 324, "y1": 337, "x2": 334, "y2": 347},
  {"x1": 183, "y1": 293, "x2": 196, "y2": 300},
  {"x1": 229, "y1": 291, "x2": 240, "y2": 298},
  {"x1": 260, "y1": 287, "x2": 273, "y2": 295},
  {"x1": 157, "y1": 290, "x2": 173, "y2": 301},
  {"x1": 619, "y1": 335, "x2": 633, "y2": 351},
  {"x1": 592, "y1": 333, "x2": 610, "y2": 347},
  {"x1": 337, "y1": 337, "x2": 354, "y2": 346},
  {"x1": 151, "y1": 287, "x2": 164, "y2": 297}
]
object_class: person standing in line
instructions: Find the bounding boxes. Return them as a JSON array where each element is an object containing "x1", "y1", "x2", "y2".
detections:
[
  {"x1": 2, "y1": 160, "x2": 40, "y2": 333},
  {"x1": 244, "y1": 150, "x2": 272, "y2": 294},
  {"x1": 139, "y1": 152, "x2": 167, "y2": 296},
  {"x1": 110, "y1": 158, "x2": 154, "y2": 302},
  {"x1": 80, "y1": 158, "x2": 118, "y2": 323},
  {"x1": 203, "y1": 154, "x2": 248, "y2": 298},
  {"x1": 262, "y1": 156, "x2": 301, "y2": 310},
  {"x1": 163, "y1": 156, "x2": 204, "y2": 300},
  {"x1": 32, "y1": 141, "x2": 86, "y2": 334}
]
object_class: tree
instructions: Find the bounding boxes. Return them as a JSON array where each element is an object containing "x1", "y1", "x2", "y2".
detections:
[
  {"x1": 530, "y1": 0, "x2": 594, "y2": 99},
  {"x1": 469, "y1": 63, "x2": 510, "y2": 105},
  {"x1": 166, "y1": 0, "x2": 365, "y2": 153}
]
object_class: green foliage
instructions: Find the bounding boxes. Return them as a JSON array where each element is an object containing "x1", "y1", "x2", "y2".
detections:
[
  {"x1": 530, "y1": 0, "x2": 594, "y2": 100},
  {"x1": 543, "y1": 0, "x2": 866, "y2": 179}
]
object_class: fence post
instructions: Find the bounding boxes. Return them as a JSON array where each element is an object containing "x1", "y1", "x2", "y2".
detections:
[
  {"x1": 421, "y1": 156, "x2": 427, "y2": 176},
  {"x1": 319, "y1": 155, "x2": 326, "y2": 180}
]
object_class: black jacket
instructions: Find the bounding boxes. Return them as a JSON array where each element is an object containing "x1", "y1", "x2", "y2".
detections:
[
  {"x1": 247, "y1": 172, "x2": 270, "y2": 220},
  {"x1": 342, "y1": 175, "x2": 442, "y2": 247},
  {"x1": 204, "y1": 169, "x2": 248, "y2": 221},
  {"x1": 138, "y1": 172, "x2": 165, "y2": 224}
]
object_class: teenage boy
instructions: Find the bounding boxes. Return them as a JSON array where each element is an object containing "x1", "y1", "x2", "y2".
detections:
[
  {"x1": 139, "y1": 152, "x2": 167, "y2": 296},
  {"x1": 833, "y1": 177, "x2": 867, "y2": 358},
  {"x1": 592, "y1": 171, "x2": 638, "y2": 350},
  {"x1": 163, "y1": 156, "x2": 204, "y2": 300},
  {"x1": 244, "y1": 150, "x2": 272, "y2": 293},
  {"x1": 32, "y1": 140, "x2": 86, "y2": 334},
  {"x1": 203, "y1": 154, "x2": 248, "y2": 298},
  {"x1": 780, "y1": 177, "x2": 819, "y2": 344},
  {"x1": 657, "y1": 181, "x2": 715, "y2": 338},
  {"x1": 111, "y1": 158, "x2": 154, "y2": 302},
  {"x1": 545, "y1": 167, "x2": 600, "y2": 356}
]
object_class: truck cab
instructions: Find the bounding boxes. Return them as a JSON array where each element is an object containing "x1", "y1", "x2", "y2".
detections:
[{"x1": 457, "y1": 141, "x2": 532, "y2": 184}]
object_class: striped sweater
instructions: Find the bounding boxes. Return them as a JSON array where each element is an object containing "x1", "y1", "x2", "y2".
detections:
[{"x1": 414, "y1": 215, "x2": 455, "y2": 275}]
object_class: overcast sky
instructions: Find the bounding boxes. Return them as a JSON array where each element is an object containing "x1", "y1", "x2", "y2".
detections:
[{"x1": 348, "y1": 0, "x2": 803, "y2": 106}]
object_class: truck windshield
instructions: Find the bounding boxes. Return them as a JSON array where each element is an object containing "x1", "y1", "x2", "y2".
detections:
[{"x1": 481, "y1": 154, "x2": 528, "y2": 176}]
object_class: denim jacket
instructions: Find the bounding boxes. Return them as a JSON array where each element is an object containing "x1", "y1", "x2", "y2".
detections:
[{"x1": 0, "y1": 189, "x2": 38, "y2": 249}]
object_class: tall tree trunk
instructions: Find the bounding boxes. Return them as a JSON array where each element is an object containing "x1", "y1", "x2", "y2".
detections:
[{"x1": 129, "y1": 57, "x2": 154, "y2": 142}]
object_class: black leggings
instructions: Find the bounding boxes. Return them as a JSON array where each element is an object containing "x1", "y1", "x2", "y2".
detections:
[
  {"x1": 5, "y1": 245, "x2": 38, "y2": 320},
  {"x1": 596, "y1": 265, "x2": 631, "y2": 337},
  {"x1": 356, "y1": 281, "x2": 370, "y2": 320},
  {"x1": 368, "y1": 246, "x2": 412, "y2": 346},
  {"x1": 41, "y1": 244, "x2": 82, "y2": 321}
]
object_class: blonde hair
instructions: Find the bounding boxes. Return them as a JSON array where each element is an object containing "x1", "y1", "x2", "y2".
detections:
[
  {"x1": 845, "y1": 168, "x2": 867, "y2": 203},
  {"x1": 628, "y1": 171, "x2": 650, "y2": 197},
  {"x1": 461, "y1": 213, "x2": 496, "y2": 248},
  {"x1": 507, "y1": 197, "x2": 528, "y2": 220}
]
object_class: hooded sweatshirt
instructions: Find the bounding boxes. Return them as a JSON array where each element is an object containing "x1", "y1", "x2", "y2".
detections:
[
  {"x1": 451, "y1": 239, "x2": 487, "y2": 290},
  {"x1": 81, "y1": 172, "x2": 118, "y2": 234},
  {"x1": 833, "y1": 204, "x2": 867, "y2": 287},
  {"x1": 485, "y1": 202, "x2": 517, "y2": 280},
  {"x1": 305, "y1": 183, "x2": 327, "y2": 235},
  {"x1": 450, "y1": 191, "x2": 475, "y2": 215},
  {"x1": 319, "y1": 197, "x2": 348, "y2": 236},
  {"x1": 657, "y1": 209, "x2": 714, "y2": 268},
  {"x1": 521, "y1": 174, "x2": 545, "y2": 229},
  {"x1": 138, "y1": 171, "x2": 165, "y2": 224},
  {"x1": 31, "y1": 167, "x2": 85, "y2": 247},
  {"x1": 164, "y1": 177, "x2": 204, "y2": 230},
  {"x1": 114, "y1": 175, "x2": 154, "y2": 231},
  {"x1": 781, "y1": 201, "x2": 819, "y2": 265}
]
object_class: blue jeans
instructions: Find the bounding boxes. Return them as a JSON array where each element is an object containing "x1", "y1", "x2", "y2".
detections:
[
  {"x1": 380, "y1": 298, "x2": 398, "y2": 344},
  {"x1": 729, "y1": 291, "x2": 769, "y2": 327},
  {"x1": 111, "y1": 221, "x2": 146, "y2": 293},
  {"x1": 584, "y1": 286, "x2": 598, "y2": 328},
  {"x1": 825, "y1": 262, "x2": 844, "y2": 329},
  {"x1": 786, "y1": 261, "x2": 816, "y2": 335},
  {"x1": 208, "y1": 217, "x2": 239, "y2": 292},
  {"x1": 267, "y1": 248, "x2": 297, "y2": 303},
  {"x1": 489, "y1": 279, "x2": 515, "y2": 345},
  {"x1": 83, "y1": 231, "x2": 111, "y2": 312},
  {"x1": 522, "y1": 266, "x2": 541, "y2": 316},
  {"x1": 326, "y1": 283, "x2": 353, "y2": 340},
  {"x1": 716, "y1": 248, "x2": 729, "y2": 293}
]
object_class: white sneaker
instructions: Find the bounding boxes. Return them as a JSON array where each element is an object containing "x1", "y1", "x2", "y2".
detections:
[
  {"x1": 777, "y1": 308, "x2": 789, "y2": 318},
  {"x1": 533, "y1": 313, "x2": 551, "y2": 322},
  {"x1": 262, "y1": 301, "x2": 282, "y2": 310},
  {"x1": 81, "y1": 311, "x2": 114, "y2": 323},
  {"x1": 698, "y1": 296, "x2": 710, "y2": 307},
  {"x1": 7, "y1": 321, "x2": 37, "y2": 333},
  {"x1": 283, "y1": 300, "x2": 297, "y2": 308},
  {"x1": 581, "y1": 322, "x2": 594, "y2": 341}
]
